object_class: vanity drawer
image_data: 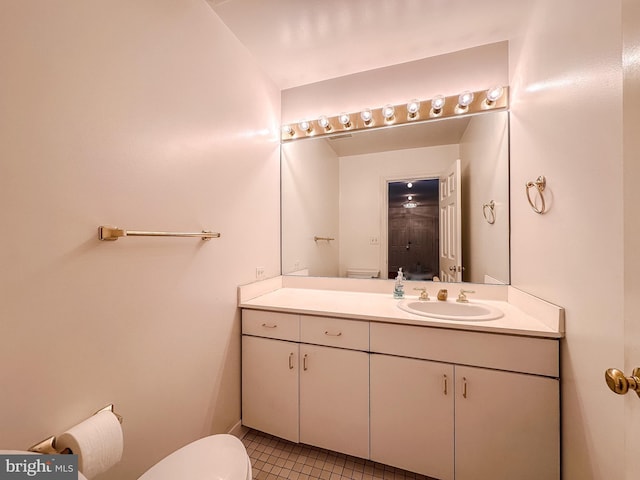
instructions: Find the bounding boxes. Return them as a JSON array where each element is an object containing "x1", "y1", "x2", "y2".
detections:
[
  {"x1": 370, "y1": 322, "x2": 558, "y2": 377},
  {"x1": 301, "y1": 316, "x2": 369, "y2": 351},
  {"x1": 242, "y1": 310, "x2": 300, "y2": 341}
]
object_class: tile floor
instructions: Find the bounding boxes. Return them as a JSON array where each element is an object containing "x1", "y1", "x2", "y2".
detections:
[{"x1": 241, "y1": 429, "x2": 437, "y2": 480}]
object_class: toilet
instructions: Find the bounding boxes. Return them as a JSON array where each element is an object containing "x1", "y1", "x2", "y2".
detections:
[
  {"x1": 346, "y1": 268, "x2": 380, "y2": 278},
  {"x1": 2, "y1": 434, "x2": 250, "y2": 480},
  {"x1": 138, "y1": 434, "x2": 251, "y2": 480}
]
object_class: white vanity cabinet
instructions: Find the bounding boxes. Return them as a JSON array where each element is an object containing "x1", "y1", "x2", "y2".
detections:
[
  {"x1": 242, "y1": 306, "x2": 560, "y2": 480},
  {"x1": 242, "y1": 310, "x2": 370, "y2": 458},
  {"x1": 454, "y1": 365, "x2": 559, "y2": 480},
  {"x1": 242, "y1": 335, "x2": 299, "y2": 442},
  {"x1": 241, "y1": 310, "x2": 300, "y2": 443},
  {"x1": 370, "y1": 354, "x2": 455, "y2": 480},
  {"x1": 299, "y1": 343, "x2": 369, "y2": 458},
  {"x1": 298, "y1": 315, "x2": 370, "y2": 457},
  {"x1": 370, "y1": 322, "x2": 560, "y2": 480}
]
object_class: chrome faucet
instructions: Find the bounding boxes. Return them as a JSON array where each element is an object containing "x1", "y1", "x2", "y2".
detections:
[
  {"x1": 457, "y1": 289, "x2": 475, "y2": 303},
  {"x1": 413, "y1": 287, "x2": 429, "y2": 301}
]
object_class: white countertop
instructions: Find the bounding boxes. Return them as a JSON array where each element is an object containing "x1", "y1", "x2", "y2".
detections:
[{"x1": 239, "y1": 286, "x2": 563, "y2": 339}]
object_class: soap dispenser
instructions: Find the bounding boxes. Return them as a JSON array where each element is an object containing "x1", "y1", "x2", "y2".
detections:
[{"x1": 393, "y1": 267, "x2": 405, "y2": 299}]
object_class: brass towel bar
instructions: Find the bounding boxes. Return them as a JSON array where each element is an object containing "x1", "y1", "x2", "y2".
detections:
[
  {"x1": 314, "y1": 236, "x2": 335, "y2": 242},
  {"x1": 99, "y1": 226, "x2": 220, "y2": 241},
  {"x1": 28, "y1": 404, "x2": 123, "y2": 455}
]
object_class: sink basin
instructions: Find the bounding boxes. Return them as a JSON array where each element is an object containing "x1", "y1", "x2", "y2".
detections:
[{"x1": 398, "y1": 299, "x2": 503, "y2": 321}]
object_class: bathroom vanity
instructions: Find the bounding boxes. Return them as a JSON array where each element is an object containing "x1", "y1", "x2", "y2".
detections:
[{"x1": 238, "y1": 277, "x2": 563, "y2": 480}]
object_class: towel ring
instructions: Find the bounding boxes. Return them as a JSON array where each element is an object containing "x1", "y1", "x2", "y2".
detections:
[
  {"x1": 526, "y1": 175, "x2": 547, "y2": 214},
  {"x1": 482, "y1": 201, "x2": 496, "y2": 224}
]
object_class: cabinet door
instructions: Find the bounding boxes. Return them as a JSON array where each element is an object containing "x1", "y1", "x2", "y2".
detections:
[
  {"x1": 299, "y1": 344, "x2": 369, "y2": 458},
  {"x1": 370, "y1": 354, "x2": 454, "y2": 480},
  {"x1": 455, "y1": 366, "x2": 560, "y2": 480},
  {"x1": 242, "y1": 335, "x2": 299, "y2": 442}
]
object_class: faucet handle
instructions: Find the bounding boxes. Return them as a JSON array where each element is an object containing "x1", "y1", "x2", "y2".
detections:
[
  {"x1": 413, "y1": 287, "x2": 429, "y2": 301},
  {"x1": 457, "y1": 289, "x2": 475, "y2": 303}
]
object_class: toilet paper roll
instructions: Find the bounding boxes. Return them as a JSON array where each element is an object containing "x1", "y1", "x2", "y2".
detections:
[{"x1": 56, "y1": 411, "x2": 123, "y2": 479}]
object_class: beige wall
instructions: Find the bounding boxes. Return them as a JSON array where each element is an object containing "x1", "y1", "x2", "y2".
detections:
[
  {"x1": 0, "y1": 1, "x2": 280, "y2": 479},
  {"x1": 281, "y1": 139, "x2": 340, "y2": 276},
  {"x1": 508, "y1": 1, "x2": 623, "y2": 479},
  {"x1": 338, "y1": 145, "x2": 459, "y2": 279},
  {"x1": 623, "y1": 1, "x2": 640, "y2": 475},
  {"x1": 460, "y1": 112, "x2": 510, "y2": 284},
  {"x1": 282, "y1": 42, "x2": 509, "y2": 124}
]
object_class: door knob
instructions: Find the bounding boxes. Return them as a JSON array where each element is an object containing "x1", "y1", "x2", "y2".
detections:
[{"x1": 605, "y1": 367, "x2": 640, "y2": 397}]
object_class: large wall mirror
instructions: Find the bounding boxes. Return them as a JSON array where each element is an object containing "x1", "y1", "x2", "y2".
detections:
[{"x1": 281, "y1": 110, "x2": 509, "y2": 285}]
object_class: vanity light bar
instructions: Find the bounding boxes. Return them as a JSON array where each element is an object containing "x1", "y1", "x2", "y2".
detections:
[{"x1": 281, "y1": 86, "x2": 508, "y2": 142}]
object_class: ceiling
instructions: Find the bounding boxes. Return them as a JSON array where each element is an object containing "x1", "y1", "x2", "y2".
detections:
[
  {"x1": 206, "y1": 0, "x2": 534, "y2": 90},
  {"x1": 388, "y1": 178, "x2": 439, "y2": 210}
]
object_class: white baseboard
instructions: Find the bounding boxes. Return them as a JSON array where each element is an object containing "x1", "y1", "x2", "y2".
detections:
[{"x1": 228, "y1": 420, "x2": 249, "y2": 439}]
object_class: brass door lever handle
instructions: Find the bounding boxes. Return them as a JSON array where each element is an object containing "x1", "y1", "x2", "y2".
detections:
[{"x1": 605, "y1": 368, "x2": 640, "y2": 397}]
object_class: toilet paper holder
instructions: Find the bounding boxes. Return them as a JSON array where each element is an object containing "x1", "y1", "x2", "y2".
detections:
[{"x1": 28, "y1": 404, "x2": 123, "y2": 455}]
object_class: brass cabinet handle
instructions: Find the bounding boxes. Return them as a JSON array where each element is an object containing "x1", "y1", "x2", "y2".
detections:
[
  {"x1": 462, "y1": 377, "x2": 468, "y2": 399},
  {"x1": 443, "y1": 374, "x2": 448, "y2": 395},
  {"x1": 288, "y1": 353, "x2": 294, "y2": 370},
  {"x1": 324, "y1": 331, "x2": 342, "y2": 337},
  {"x1": 303, "y1": 354, "x2": 308, "y2": 371},
  {"x1": 605, "y1": 368, "x2": 640, "y2": 397},
  {"x1": 261, "y1": 323, "x2": 277, "y2": 328}
]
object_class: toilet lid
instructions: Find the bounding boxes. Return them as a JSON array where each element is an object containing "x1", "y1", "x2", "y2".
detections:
[
  {"x1": 138, "y1": 434, "x2": 249, "y2": 480},
  {"x1": 0, "y1": 450, "x2": 88, "y2": 480}
]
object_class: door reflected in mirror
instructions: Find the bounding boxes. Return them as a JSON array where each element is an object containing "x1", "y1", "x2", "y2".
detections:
[
  {"x1": 281, "y1": 110, "x2": 510, "y2": 285},
  {"x1": 388, "y1": 178, "x2": 439, "y2": 281}
]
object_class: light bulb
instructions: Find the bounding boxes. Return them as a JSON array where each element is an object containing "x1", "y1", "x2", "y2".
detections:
[
  {"x1": 318, "y1": 115, "x2": 331, "y2": 130},
  {"x1": 407, "y1": 195, "x2": 413, "y2": 201},
  {"x1": 382, "y1": 104, "x2": 395, "y2": 120},
  {"x1": 360, "y1": 108, "x2": 373, "y2": 124},
  {"x1": 338, "y1": 113, "x2": 351, "y2": 127},
  {"x1": 458, "y1": 91, "x2": 475, "y2": 108},
  {"x1": 407, "y1": 100, "x2": 420, "y2": 118},
  {"x1": 431, "y1": 95, "x2": 445, "y2": 113},
  {"x1": 282, "y1": 125, "x2": 294, "y2": 136},
  {"x1": 298, "y1": 120, "x2": 312, "y2": 133},
  {"x1": 486, "y1": 86, "x2": 504, "y2": 104},
  {"x1": 407, "y1": 182, "x2": 413, "y2": 188}
]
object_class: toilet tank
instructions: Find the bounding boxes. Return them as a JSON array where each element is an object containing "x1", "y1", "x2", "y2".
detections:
[{"x1": 346, "y1": 268, "x2": 380, "y2": 278}]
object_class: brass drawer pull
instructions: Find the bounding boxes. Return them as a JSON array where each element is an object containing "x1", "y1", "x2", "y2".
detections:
[
  {"x1": 288, "y1": 352, "x2": 294, "y2": 370},
  {"x1": 443, "y1": 374, "x2": 448, "y2": 395},
  {"x1": 303, "y1": 354, "x2": 308, "y2": 371},
  {"x1": 324, "y1": 331, "x2": 342, "y2": 337},
  {"x1": 261, "y1": 323, "x2": 277, "y2": 328},
  {"x1": 462, "y1": 377, "x2": 468, "y2": 398}
]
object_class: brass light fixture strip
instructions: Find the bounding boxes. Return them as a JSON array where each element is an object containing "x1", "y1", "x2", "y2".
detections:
[{"x1": 281, "y1": 87, "x2": 509, "y2": 142}]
